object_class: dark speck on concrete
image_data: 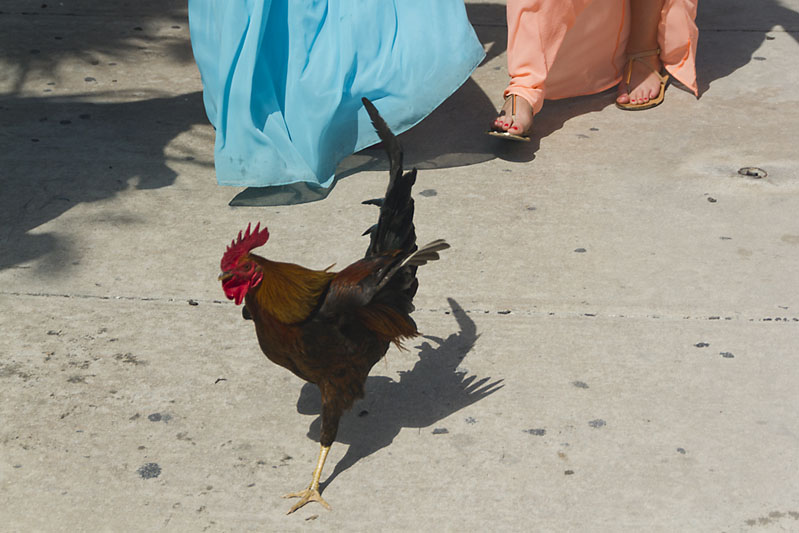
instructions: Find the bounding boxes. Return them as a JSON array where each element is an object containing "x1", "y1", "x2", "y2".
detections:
[
  {"x1": 523, "y1": 428, "x2": 546, "y2": 436},
  {"x1": 707, "y1": 197, "x2": 717, "y2": 203},
  {"x1": 677, "y1": 448, "x2": 686, "y2": 454},
  {"x1": 720, "y1": 352, "x2": 735, "y2": 358},
  {"x1": 738, "y1": 167, "x2": 767, "y2": 179},
  {"x1": 694, "y1": 342, "x2": 709, "y2": 348},
  {"x1": 84, "y1": 77, "x2": 96, "y2": 83},
  {"x1": 588, "y1": 419, "x2": 606, "y2": 428},
  {"x1": 497, "y1": 310, "x2": 511, "y2": 315},
  {"x1": 564, "y1": 470, "x2": 575, "y2": 475},
  {"x1": 419, "y1": 189, "x2": 437, "y2": 197},
  {"x1": 188, "y1": 299, "x2": 199, "y2": 306},
  {"x1": 572, "y1": 381, "x2": 589, "y2": 389},
  {"x1": 133, "y1": 26, "x2": 143, "y2": 31},
  {"x1": 465, "y1": 416, "x2": 477, "y2": 424},
  {"x1": 432, "y1": 427, "x2": 449, "y2": 435},
  {"x1": 526, "y1": 206, "x2": 537, "y2": 211},
  {"x1": 14, "y1": 464, "x2": 22, "y2": 469},
  {"x1": 137, "y1": 463, "x2": 161, "y2": 479},
  {"x1": 148, "y1": 413, "x2": 162, "y2": 422},
  {"x1": 574, "y1": 248, "x2": 586, "y2": 253},
  {"x1": 589, "y1": 127, "x2": 599, "y2": 131},
  {"x1": 753, "y1": 56, "x2": 766, "y2": 61},
  {"x1": 358, "y1": 410, "x2": 369, "y2": 417}
]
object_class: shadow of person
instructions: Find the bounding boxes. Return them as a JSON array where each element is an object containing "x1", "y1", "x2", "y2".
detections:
[{"x1": 292, "y1": 297, "x2": 503, "y2": 491}]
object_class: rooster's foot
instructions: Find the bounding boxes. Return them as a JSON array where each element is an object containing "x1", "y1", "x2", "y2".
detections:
[{"x1": 283, "y1": 486, "x2": 331, "y2": 514}]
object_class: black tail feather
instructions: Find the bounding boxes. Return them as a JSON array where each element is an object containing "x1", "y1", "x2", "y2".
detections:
[{"x1": 361, "y1": 97, "x2": 417, "y2": 258}]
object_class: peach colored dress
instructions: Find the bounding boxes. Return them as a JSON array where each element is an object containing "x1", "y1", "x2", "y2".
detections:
[{"x1": 505, "y1": 0, "x2": 699, "y2": 114}]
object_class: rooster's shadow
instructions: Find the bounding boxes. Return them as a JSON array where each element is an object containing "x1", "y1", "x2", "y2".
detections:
[{"x1": 293, "y1": 297, "x2": 502, "y2": 490}]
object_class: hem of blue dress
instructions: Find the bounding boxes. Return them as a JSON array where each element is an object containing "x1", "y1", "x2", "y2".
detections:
[{"x1": 215, "y1": 49, "x2": 486, "y2": 190}]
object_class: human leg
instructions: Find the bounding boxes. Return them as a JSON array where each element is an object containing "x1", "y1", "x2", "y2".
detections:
[
  {"x1": 616, "y1": 0, "x2": 667, "y2": 107},
  {"x1": 491, "y1": 0, "x2": 592, "y2": 136}
]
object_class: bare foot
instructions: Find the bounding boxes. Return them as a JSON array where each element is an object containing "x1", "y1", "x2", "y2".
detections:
[
  {"x1": 491, "y1": 95, "x2": 533, "y2": 136},
  {"x1": 616, "y1": 54, "x2": 664, "y2": 106}
]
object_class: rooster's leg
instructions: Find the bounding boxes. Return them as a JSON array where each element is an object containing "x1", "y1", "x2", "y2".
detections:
[{"x1": 283, "y1": 444, "x2": 332, "y2": 514}]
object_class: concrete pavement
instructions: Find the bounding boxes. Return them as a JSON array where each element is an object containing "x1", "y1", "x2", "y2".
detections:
[{"x1": 2, "y1": 1, "x2": 799, "y2": 531}]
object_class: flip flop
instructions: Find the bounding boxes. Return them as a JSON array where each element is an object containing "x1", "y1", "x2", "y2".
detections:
[
  {"x1": 616, "y1": 48, "x2": 670, "y2": 111},
  {"x1": 487, "y1": 94, "x2": 531, "y2": 142}
]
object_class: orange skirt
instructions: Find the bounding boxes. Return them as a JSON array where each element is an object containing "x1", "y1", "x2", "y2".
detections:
[{"x1": 504, "y1": 0, "x2": 698, "y2": 114}]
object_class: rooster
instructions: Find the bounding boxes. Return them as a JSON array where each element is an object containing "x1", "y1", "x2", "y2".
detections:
[{"x1": 218, "y1": 98, "x2": 449, "y2": 514}]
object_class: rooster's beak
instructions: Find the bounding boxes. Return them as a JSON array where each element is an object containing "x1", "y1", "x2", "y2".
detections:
[{"x1": 218, "y1": 271, "x2": 233, "y2": 281}]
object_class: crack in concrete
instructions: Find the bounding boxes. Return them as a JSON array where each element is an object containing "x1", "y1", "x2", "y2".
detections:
[{"x1": 2, "y1": 290, "x2": 797, "y2": 323}]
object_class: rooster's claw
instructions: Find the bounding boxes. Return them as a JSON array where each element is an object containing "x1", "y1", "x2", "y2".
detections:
[{"x1": 283, "y1": 487, "x2": 331, "y2": 514}]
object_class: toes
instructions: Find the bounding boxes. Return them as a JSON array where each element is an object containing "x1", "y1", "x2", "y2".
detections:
[
  {"x1": 284, "y1": 488, "x2": 331, "y2": 514},
  {"x1": 616, "y1": 84, "x2": 630, "y2": 104},
  {"x1": 492, "y1": 114, "x2": 511, "y2": 132}
]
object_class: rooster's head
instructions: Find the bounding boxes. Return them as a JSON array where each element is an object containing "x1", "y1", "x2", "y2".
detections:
[{"x1": 219, "y1": 223, "x2": 270, "y2": 305}]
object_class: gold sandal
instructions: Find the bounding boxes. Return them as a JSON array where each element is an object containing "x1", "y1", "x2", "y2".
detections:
[
  {"x1": 487, "y1": 94, "x2": 531, "y2": 142},
  {"x1": 616, "y1": 48, "x2": 669, "y2": 111}
]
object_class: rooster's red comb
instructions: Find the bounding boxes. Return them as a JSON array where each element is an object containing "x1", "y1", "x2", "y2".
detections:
[{"x1": 220, "y1": 223, "x2": 270, "y2": 271}]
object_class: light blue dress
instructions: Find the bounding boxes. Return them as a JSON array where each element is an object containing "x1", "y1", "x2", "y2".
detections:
[{"x1": 189, "y1": 0, "x2": 485, "y2": 190}]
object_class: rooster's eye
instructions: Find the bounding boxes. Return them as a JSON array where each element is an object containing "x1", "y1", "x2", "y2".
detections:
[{"x1": 238, "y1": 261, "x2": 255, "y2": 276}]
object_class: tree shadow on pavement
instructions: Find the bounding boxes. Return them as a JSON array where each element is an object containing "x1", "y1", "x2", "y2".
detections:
[
  {"x1": 293, "y1": 297, "x2": 503, "y2": 492},
  {"x1": 0, "y1": 91, "x2": 209, "y2": 271},
  {"x1": 695, "y1": 0, "x2": 799, "y2": 96},
  {"x1": 0, "y1": 2, "x2": 207, "y2": 271},
  {"x1": 0, "y1": 1, "x2": 192, "y2": 95}
]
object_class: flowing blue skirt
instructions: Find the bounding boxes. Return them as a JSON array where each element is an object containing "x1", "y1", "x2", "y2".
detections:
[{"x1": 189, "y1": 0, "x2": 485, "y2": 188}]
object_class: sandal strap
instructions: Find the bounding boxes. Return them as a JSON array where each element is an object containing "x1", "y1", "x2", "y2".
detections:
[
  {"x1": 625, "y1": 48, "x2": 668, "y2": 84},
  {"x1": 628, "y1": 48, "x2": 660, "y2": 61}
]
